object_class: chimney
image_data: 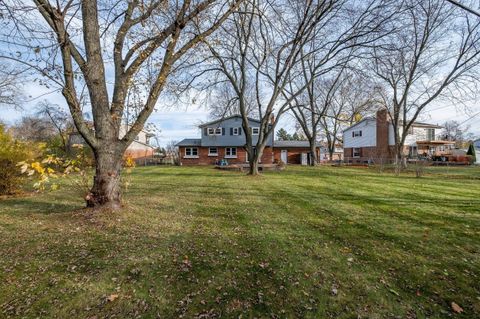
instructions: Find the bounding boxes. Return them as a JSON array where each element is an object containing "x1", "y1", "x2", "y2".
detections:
[{"x1": 376, "y1": 108, "x2": 389, "y2": 160}]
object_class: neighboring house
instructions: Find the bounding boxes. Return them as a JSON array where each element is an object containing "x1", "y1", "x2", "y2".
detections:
[
  {"x1": 343, "y1": 109, "x2": 455, "y2": 163},
  {"x1": 68, "y1": 124, "x2": 155, "y2": 160},
  {"x1": 319, "y1": 143, "x2": 344, "y2": 162},
  {"x1": 474, "y1": 139, "x2": 480, "y2": 165},
  {"x1": 175, "y1": 115, "x2": 320, "y2": 165}
]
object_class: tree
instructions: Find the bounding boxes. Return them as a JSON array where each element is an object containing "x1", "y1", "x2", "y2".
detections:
[
  {"x1": 11, "y1": 116, "x2": 58, "y2": 142},
  {"x1": 0, "y1": 63, "x2": 24, "y2": 108},
  {"x1": 35, "y1": 100, "x2": 71, "y2": 153},
  {"x1": 319, "y1": 72, "x2": 378, "y2": 160},
  {"x1": 441, "y1": 120, "x2": 472, "y2": 148},
  {"x1": 201, "y1": 0, "x2": 392, "y2": 174},
  {"x1": 276, "y1": 128, "x2": 291, "y2": 141},
  {"x1": 370, "y1": 0, "x2": 480, "y2": 168},
  {"x1": 1, "y1": 0, "x2": 243, "y2": 209}
]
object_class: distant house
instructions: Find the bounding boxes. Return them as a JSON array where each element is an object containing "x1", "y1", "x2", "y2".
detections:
[
  {"x1": 175, "y1": 115, "x2": 320, "y2": 165},
  {"x1": 474, "y1": 139, "x2": 480, "y2": 165},
  {"x1": 68, "y1": 124, "x2": 155, "y2": 160},
  {"x1": 343, "y1": 109, "x2": 455, "y2": 163}
]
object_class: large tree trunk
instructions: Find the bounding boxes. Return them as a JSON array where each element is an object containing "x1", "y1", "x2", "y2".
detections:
[
  {"x1": 249, "y1": 159, "x2": 259, "y2": 175},
  {"x1": 86, "y1": 147, "x2": 123, "y2": 210}
]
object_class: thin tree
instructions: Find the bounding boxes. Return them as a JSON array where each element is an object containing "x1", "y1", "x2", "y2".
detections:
[{"x1": 1, "y1": 0, "x2": 243, "y2": 208}]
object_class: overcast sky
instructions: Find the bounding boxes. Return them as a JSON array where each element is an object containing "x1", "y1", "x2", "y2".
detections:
[{"x1": 0, "y1": 81, "x2": 479, "y2": 147}]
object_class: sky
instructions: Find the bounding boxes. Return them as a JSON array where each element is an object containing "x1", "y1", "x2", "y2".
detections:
[{"x1": 0, "y1": 79, "x2": 479, "y2": 147}]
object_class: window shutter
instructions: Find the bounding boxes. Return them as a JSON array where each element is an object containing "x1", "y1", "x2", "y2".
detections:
[
  {"x1": 204, "y1": 127, "x2": 208, "y2": 136},
  {"x1": 352, "y1": 131, "x2": 354, "y2": 138},
  {"x1": 230, "y1": 127, "x2": 233, "y2": 135},
  {"x1": 360, "y1": 130, "x2": 362, "y2": 137},
  {"x1": 238, "y1": 127, "x2": 242, "y2": 135},
  {"x1": 222, "y1": 127, "x2": 225, "y2": 135}
]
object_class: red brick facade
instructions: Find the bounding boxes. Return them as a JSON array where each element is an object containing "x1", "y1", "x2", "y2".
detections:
[
  {"x1": 179, "y1": 146, "x2": 274, "y2": 165},
  {"x1": 272, "y1": 147, "x2": 319, "y2": 164}
]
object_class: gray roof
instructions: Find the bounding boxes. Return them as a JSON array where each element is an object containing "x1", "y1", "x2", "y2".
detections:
[
  {"x1": 199, "y1": 115, "x2": 262, "y2": 128},
  {"x1": 175, "y1": 138, "x2": 201, "y2": 146},
  {"x1": 273, "y1": 140, "x2": 315, "y2": 148}
]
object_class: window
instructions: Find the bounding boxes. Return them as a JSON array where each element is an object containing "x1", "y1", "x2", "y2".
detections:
[
  {"x1": 225, "y1": 147, "x2": 237, "y2": 158},
  {"x1": 426, "y1": 128, "x2": 435, "y2": 141},
  {"x1": 185, "y1": 147, "x2": 198, "y2": 158},
  {"x1": 135, "y1": 135, "x2": 140, "y2": 141},
  {"x1": 352, "y1": 130, "x2": 362, "y2": 137},
  {"x1": 232, "y1": 127, "x2": 240, "y2": 135},
  {"x1": 407, "y1": 126, "x2": 414, "y2": 135},
  {"x1": 208, "y1": 147, "x2": 218, "y2": 156},
  {"x1": 251, "y1": 127, "x2": 260, "y2": 135},
  {"x1": 353, "y1": 148, "x2": 360, "y2": 158},
  {"x1": 208, "y1": 127, "x2": 222, "y2": 136}
]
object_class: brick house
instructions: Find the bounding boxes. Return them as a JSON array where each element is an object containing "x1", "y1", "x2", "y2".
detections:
[
  {"x1": 176, "y1": 115, "x2": 320, "y2": 165},
  {"x1": 343, "y1": 109, "x2": 455, "y2": 163}
]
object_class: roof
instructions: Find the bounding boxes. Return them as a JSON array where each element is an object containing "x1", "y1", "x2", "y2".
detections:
[
  {"x1": 274, "y1": 140, "x2": 316, "y2": 148},
  {"x1": 175, "y1": 138, "x2": 201, "y2": 146},
  {"x1": 343, "y1": 117, "x2": 442, "y2": 133},
  {"x1": 198, "y1": 115, "x2": 261, "y2": 128}
]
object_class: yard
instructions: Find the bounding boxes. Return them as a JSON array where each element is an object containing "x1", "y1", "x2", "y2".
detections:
[{"x1": 0, "y1": 165, "x2": 479, "y2": 318}]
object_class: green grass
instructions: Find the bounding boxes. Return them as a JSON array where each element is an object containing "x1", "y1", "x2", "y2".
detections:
[{"x1": 0, "y1": 165, "x2": 479, "y2": 318}]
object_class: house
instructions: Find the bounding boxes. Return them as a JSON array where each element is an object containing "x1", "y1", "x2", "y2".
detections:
[
  {"x1": 319, "y1": 143, "x2": 344, "y2": 162},
  {"x1": 175, "y1": 115, "x2": 320, "y2": 165},
  {"x1": 68, "y1": 124, "x2": 155, "y2": 160},
  {"x1": 474, "y1": 139, "x2": 480, "y2": 165},
  {"x1": 343, "y1": 109, "x2": 455, "y2": 163}
]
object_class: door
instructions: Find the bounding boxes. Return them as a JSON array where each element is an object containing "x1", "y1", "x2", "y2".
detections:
[
  {"x1": 301, "y1": 153, "x2": 308, "y2": 165},
  {"x1": 281, "y1": 150, "x2": 288, "y2": 164}
]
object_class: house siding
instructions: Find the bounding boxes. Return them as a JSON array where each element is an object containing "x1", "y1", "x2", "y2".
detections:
[
  {"x1": 200, "y1": 117, "x2": 273, "y2": 147},
  {"x1": 343, "y1": 119, "x2": 377, "y2": 148}
]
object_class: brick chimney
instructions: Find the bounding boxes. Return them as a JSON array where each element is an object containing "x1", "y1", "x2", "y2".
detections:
[{"x1": 376, "y1": 108, "x2": 389, "y2": 159}]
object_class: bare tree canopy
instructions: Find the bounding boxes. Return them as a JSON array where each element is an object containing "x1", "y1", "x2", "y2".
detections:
[
  {"x1": 0, "y1": 0, "x2": 243, "y2": 208},
  {"x1": 369, "y1": 0, "x2": 480, "y2": 166}
]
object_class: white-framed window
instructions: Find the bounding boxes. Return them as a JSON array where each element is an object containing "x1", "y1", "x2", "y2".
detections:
[
  {"x1": 426, "y1": 128, "x2": 435, "y2": 141},
  {"x1": 251, "y1": 127, "x2": 260, "y2": 135},
  {"x1": 352, "y1": 130, "x2": 362, "y2": 137},
  {"x1": 353, "y1": 148, "x2": 360, "y2": 158},
  {"x1": 232, "y1": 127, "x2": 240, "y2": 135},
  {"x1": 208, "y1": 147, "x2": 218, "y2": 156},
  {"x1": 185, "y1": 147, "x2": 199, "y2": 158},
  {"x1": 208, "y1": 127, "x2": 222, "y2": 136},
  {"x1": 225, "y1": 147, "x2": 237, "y2": 158}
]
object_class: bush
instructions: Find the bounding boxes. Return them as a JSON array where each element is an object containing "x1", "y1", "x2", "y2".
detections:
[{"x1": 0, "y1": 124, "x2": 34, "y2": 195}]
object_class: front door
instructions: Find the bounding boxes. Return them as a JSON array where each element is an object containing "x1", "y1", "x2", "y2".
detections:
[{"x1": 281, "y1": 150, "x2": 288, "y2": 164}]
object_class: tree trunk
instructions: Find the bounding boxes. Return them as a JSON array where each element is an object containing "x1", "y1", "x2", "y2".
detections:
[
  {"x1": 86, "y1": 147, "x2": 123, "y2": 210},
  {"x1": 309, "y1": 139, "x2": 317, "y2": 166},
  {"x1": 249, "y1": 159, "x2": 259, "y2": 175}
]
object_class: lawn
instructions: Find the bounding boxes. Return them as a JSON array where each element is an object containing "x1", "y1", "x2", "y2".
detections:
[{"x1": 0, "y1": 165, "x2": 479, "y2": 318}]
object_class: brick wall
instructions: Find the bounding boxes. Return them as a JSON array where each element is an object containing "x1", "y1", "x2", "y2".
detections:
[{"x1": 179, "y1": 146, "x2": 274, "y2": 165}]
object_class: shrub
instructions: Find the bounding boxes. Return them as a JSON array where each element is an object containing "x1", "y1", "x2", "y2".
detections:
[{"x1": 0, "y1": 125, "x2": 34, "y2": 195}]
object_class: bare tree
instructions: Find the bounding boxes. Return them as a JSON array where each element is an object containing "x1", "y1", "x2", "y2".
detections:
[
  {"x1": 200, "y1": 0, "x2": 392, "y2": 174},
  {"x1": 370, "y1": 0, "x2": 480, "y2": 168},
  {"x1": 35, "y1": 100, "x2": 71, "y2": 152},
  {"x1": 319, "y1": 72, "x2": 378, "y2": 160},
  {"x1": 0, "y1": 63, "x2": 24, "y2": 108},
  {"x1": 1, "y1": 0, "x2": 243, "y2": 208}
]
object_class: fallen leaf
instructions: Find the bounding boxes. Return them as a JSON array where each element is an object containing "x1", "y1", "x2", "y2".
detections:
[
  {"x1": 107, "y1": 294, "x2": 119, "y2": 302},
  {"x1": 451, "y1": 302, "x2": 463, "y2": 313}
]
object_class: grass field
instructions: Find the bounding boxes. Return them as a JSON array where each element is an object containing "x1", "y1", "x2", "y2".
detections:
[{"x1": 0, "y1": 165, "x2": 479, "y2": 318}]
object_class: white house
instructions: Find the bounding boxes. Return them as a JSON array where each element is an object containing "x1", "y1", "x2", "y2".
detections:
[{"x1": 343, "y1": 109, "x2": 455, "y2": 163}]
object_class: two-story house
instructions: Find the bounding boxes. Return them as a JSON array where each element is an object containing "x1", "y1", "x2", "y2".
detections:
[
  {"x1": 343, "y1": 109, "x2": 455, "y2": 163},
  {"x1": 176, "y1": 115, "x2": 321, "y2": 165},
  {"x1": 176, "y1": 116, "x2": 274, "y2": 165}
]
